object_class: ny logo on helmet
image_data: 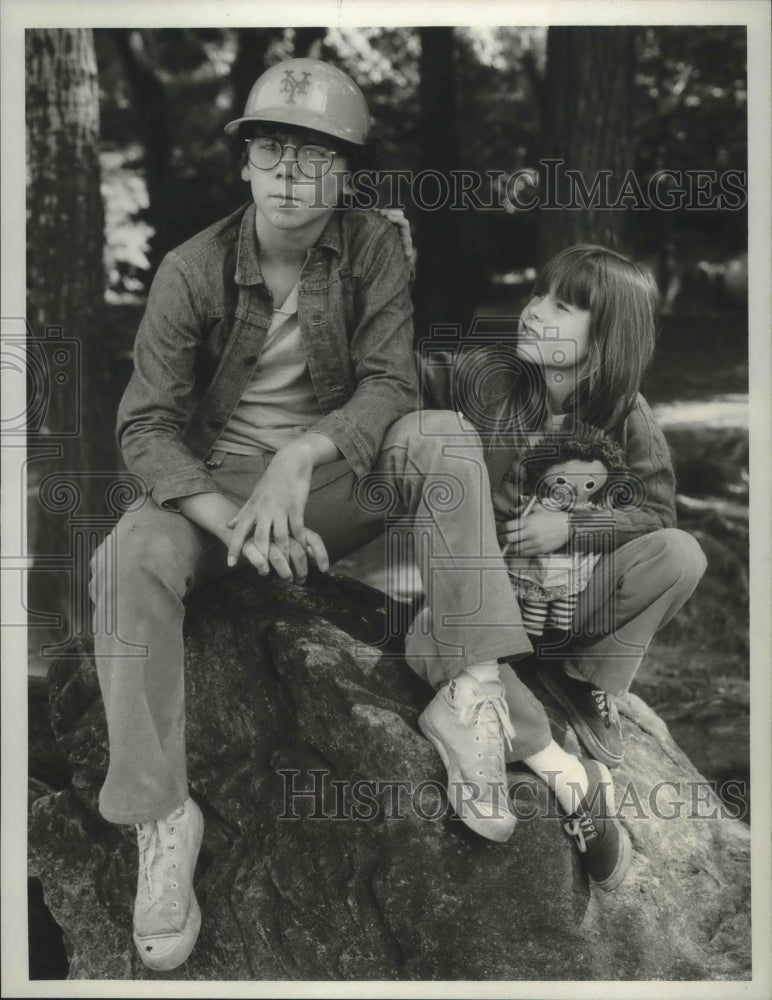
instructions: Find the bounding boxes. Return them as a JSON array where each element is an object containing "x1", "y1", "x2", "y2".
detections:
[{"x1": 281, "y1": 70, "x2": 312, "y2": 104}]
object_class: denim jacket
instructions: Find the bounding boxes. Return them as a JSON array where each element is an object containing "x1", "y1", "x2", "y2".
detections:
[
  {"x1": 419, "y1": 347, "x2": 677, "y2": 554},
  {"x1": 117, "y1": 203, "x2": 418, "y2": 509}
]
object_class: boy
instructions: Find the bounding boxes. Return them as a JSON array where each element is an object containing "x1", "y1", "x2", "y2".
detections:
[{"x1": 92, "y1": 58, "x2": 421, "y2": 970}]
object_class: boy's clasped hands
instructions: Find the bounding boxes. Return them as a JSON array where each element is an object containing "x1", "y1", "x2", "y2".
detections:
[{"x1": 225, "y1": 434, "x2": 331, "y2": 584}]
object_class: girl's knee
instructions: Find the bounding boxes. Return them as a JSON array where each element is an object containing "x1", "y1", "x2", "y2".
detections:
[{"x1": 655, "y1": 528, "x2": 707, "y2": 586}]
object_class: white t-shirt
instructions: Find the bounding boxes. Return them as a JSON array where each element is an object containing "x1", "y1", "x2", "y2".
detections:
[{"x1": 214, "y1": 282, "x2": 324, "y2": 454}]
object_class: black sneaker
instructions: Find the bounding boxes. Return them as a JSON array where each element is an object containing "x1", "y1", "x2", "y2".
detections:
[
  {"x1": 563, "y1": 758, "x2": 632, "y2": 892},
  {"x1": 536, "y1": 663, "x2": 624, "y2": 768}
]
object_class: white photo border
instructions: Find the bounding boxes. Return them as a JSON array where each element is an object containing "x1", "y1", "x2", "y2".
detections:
[{"x1": 2, "y1": 1, "x2": 770, "y2": 997}]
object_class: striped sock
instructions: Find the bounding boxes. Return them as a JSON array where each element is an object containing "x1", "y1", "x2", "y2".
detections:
[
  {"x1": 546, "y1": 594, "x2": 578, "y2": 631},
  {"x1": 520, "y1": 599, "x2": 548, "y2": 636}
]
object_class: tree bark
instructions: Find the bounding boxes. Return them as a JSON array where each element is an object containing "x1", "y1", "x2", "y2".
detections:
[
  {"x1": 26, "y1": 28, "x2": 110, "y2": 659},
  {"x1": 537, "y1": 27, "x2": 636, "y2": 265},
  {"x1": 110, "y1": 29, "x2": 172, "y2": 271},
  {"x1": 293, "y1": 27, "x2": 326, "y2": 59},
  {"x1": 415, "y1": 28, "x2": 470, "y2": 339},
  {"x1": 26, "y1": 29, "x2": 104, "y2": 348}
]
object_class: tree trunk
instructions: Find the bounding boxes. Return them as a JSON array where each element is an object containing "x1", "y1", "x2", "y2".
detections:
[
  {"x1": 537, "y1": 27, "x2": 636, "y2": 265},
  {"x1": 414, "y1": 28, "x2": 470, "y2": 340},
  {"x1": 110, "y1": 29, "x2": 173, "y2": 272},
  {"x1": 26, "y1": 28, "x2": 110, "y2": 664},
  {"x1": 26, "y1": 29, "x2": 104, "y2": 351},
  {"x1": 230, "y1": 28, "x2": 284, "y2": 131},
  {"x1": 293, "y1": 27, "x2": 326, "y2": 59}
]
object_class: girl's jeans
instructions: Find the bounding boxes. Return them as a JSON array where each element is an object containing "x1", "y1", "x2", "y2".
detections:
[
  {"x1": 550, "y1": 528, "x2": 707, "y2": 696},
  {"x1": 90, "y1": 412, "x2": 706, "y2": 825}
]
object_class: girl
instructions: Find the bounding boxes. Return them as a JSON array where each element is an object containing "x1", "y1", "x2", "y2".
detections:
[{"x1": 417, "y1": 244, "x2": 706, "y2": 891}]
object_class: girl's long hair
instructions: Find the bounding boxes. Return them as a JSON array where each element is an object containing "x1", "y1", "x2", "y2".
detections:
[{"x1": 484, "y1": 245, "x2": 660, "y2": 438}]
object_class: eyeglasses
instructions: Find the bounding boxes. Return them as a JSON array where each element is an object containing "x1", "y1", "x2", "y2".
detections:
[{"x1": 244, "y1": 137, "x2": 338, "y2": 178}]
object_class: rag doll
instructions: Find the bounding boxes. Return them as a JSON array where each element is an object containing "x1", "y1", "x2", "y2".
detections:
[{"x1": 503, "y1": 436, "x2": 628, "y2": 636}]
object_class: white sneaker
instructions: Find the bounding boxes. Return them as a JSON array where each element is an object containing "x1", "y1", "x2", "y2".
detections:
[
  {"x1": 133, "y1": 797, "x2": 204, "y2": 971},
  {"x1": 419, "y1": 672, "x2": 517, "y2": 842}
]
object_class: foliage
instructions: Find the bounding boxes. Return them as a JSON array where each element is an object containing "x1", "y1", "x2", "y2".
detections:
[
  {"x1": 633, "y1": 27, "x2": 747, "y2": 261},
  {"x1": 95, "y1": 25, "x2": 747, "y2": 307}
]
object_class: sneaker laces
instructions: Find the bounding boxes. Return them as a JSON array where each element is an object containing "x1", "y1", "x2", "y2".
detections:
[
  {"x1": 563, "y1": 811, "x2": 598, "y2": 853},
  {"x1": 136, "y1": 804, "x2": 185, "y2": 902},
  {"x1": 458, "y1": 686, "x2": 516, "y2": 774},
  {"x1": 591, "y1": 689, "x2": 616, "y2": 728}
]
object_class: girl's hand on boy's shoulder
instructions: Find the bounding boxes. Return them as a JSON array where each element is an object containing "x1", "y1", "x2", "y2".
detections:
[
  {"x1": 375, "y1": 208, "x2": 416, "y2": 272},
  {"x1": 497, "y1": 507, "x2": 570, "y2": 557}
]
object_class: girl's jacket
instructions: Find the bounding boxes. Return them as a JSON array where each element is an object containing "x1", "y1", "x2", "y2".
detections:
[{"x1": 419, "y1": 347, "x2": 677, "y2": 555}]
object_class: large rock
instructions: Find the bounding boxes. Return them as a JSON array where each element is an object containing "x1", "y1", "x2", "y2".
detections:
[{"x1": 28, "y1": 568, "x2": 750, "y2": 981}]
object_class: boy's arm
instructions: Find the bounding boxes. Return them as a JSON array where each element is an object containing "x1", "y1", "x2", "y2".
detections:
[
  {"x1": 176, "y1": 492, "x2": 240, "y2": 546},
  {"x1": 308, "y1": 219, "x2": 418, "y2": 478},
  {"x1": 569, "y1": 395, "x2": 677, "y2": 553},
  {"x1": 116, "y1": 252, "x2": 221, "y2": 509}
]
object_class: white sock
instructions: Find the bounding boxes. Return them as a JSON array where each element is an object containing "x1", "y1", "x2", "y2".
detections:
[
  {"x1": 524, "y1": 740, "x2": 589, "y2": 814},
  {"x1": 465, "y1": 661, "x2": 501, "y2": 684}
]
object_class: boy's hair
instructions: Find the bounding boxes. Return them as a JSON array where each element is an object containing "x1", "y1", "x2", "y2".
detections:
[{"x1": 535, "y1": 244, "x2": 660, "y2": 429}]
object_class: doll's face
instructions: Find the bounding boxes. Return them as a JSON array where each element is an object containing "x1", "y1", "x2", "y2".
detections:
[{"x1": 537, "y1": 459, "x2": 609, "y2": 510}]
